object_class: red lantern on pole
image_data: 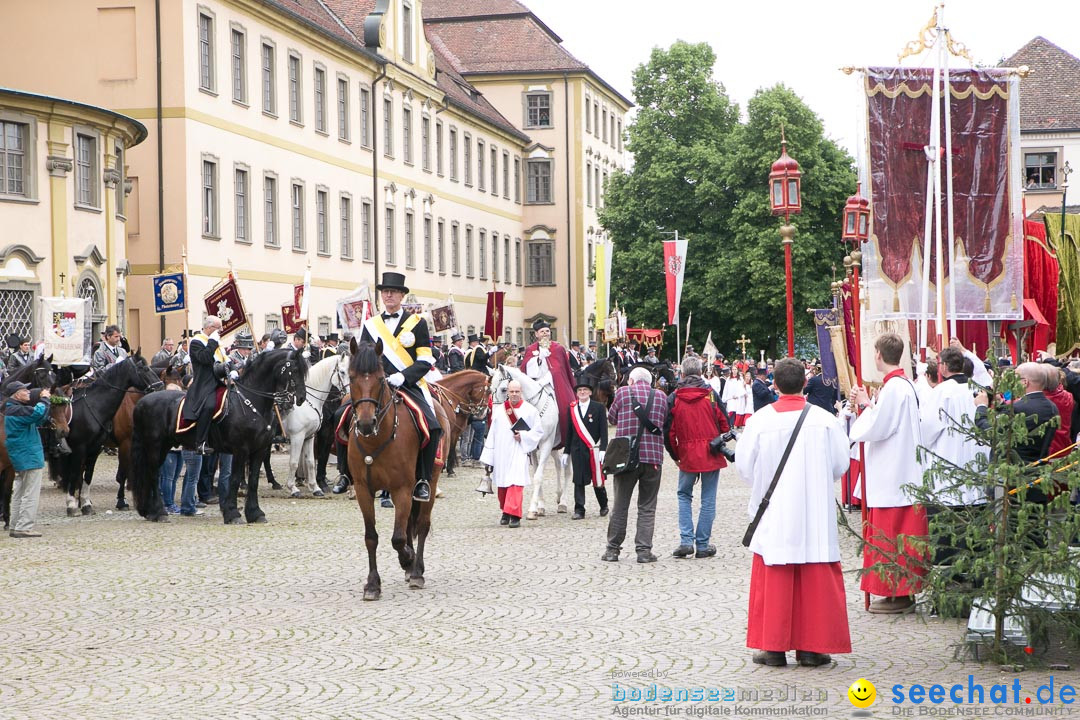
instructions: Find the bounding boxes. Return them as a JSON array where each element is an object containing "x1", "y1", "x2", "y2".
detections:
[
  {"x1": 842, "y1": 183, "x2": 870, "y2": 244},
  {"x1": 769, "y1": 132, "x2": 801, "y2": 357}
]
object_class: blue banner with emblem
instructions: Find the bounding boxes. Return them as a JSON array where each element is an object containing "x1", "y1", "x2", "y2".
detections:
[{"x1": 152, "y1": 272, "x2": 187, "y2": 315}]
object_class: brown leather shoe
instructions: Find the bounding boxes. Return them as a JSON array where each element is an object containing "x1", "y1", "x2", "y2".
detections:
[
  {"x1": 752, "y1": 650, "x2": 787, "y2": 666},
  {"x1": 868, "y1": 595, "x2": 916, "y2": 615}
]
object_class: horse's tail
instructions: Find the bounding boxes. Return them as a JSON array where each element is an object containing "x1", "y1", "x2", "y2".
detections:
[{"x1": 130, "y1": 398, "x2": 163, "y2": 518}]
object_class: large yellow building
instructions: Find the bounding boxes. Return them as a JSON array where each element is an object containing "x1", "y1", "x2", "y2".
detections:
[{"x1": 1, "y1": 0, "x2": 628, "y2": 347}]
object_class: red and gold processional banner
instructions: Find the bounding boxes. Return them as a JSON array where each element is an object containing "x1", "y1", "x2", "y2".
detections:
[
  {"x1": 281, "y1": 304, "x2": 303, "y2": 334},
  {"x1": 203, "y1": 273, "x2": 248, "y2": 336},
  {"x1": 861, "y1": 67, "x2": 1023, "y2": 322},
  {"x1": 484, "y1": 291, "x2": 504, "y2": 341}
]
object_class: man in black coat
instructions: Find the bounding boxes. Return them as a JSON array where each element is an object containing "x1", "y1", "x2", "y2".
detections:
[
  {"x1": 184, "y1": 315, "x2": 228, "y2": 455},
  {"x1": 803, "y1": 365, "x2": 838, "y2": 415},
  {"x1": 751, "y1": 365, "x2": 777, "y2": 411},
  {"x1": 447, "y1": 332, "x2": 466, "y2": 373},
  {"x1": 564, "y1": 381, "x2": 609, "y2": 519},
  {"x1": 465, "y1": 334, "x2": 489, "y2": 373}
]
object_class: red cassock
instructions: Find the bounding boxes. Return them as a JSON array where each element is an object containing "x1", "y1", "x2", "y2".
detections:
[
  {"x1": 747, "y1": 554, "x2": 852, "y2": 654},
  {"x1": 860, "y1": 505, "x2": 928, "y2": 597},
  {"x1": 520, "y1": 342, "x2": 576, "y2": 449}
]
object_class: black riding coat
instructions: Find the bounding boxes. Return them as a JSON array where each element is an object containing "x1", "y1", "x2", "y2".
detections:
[
  {"x1": 359, "y1": 311, "x2": 440, "y2": 430},
  {"x1": 182, "y1": 335, "x2": 225, "y2": 420}
]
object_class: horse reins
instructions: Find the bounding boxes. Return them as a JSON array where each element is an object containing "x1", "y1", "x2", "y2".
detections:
[{"x1": 349, "y1": 376, "x2": 400, "y2": 491}]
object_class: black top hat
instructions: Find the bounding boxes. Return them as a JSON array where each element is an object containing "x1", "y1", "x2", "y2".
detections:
[
  {"x1": 431, "y1": 336, "x2": 443, "y2": 343},
  {"x1": 571, "y1": 340, "x2": 581, "y2": 347},
  {"x1": 467, "y1": 333, "x2": 479, "y2": 343},
  {"x1": 574, "y1": 380, "x2": 594, "y2": 391},
  {"x1": 451, "y1": 332, "x2": 464, "y2": 342},
  {"x1": 5, "y1": 334, "x2": 24, "y2": 350},
  {"x1": 531, "y1": 318, "x2": 551, "y2": 332},
  {"x1": 233, "y1": 330, "x2": 255, "y2": 349},
  {"x1": 376, "y1": 271, "x2": 409, "y2": 293},
  {"x1": 294, "y1": 326, "x2": 308, "y2": 341}
]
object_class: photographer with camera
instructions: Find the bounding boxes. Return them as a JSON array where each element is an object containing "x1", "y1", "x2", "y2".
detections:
[{"x1": 664, "y1": 356, "x2": 731, "y2": 560}]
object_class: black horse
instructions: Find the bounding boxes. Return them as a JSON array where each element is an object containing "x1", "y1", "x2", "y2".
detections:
[
  {"x1": 53, "y1": 353, "x2": 162, "y2": 517},
  {"x1": 130, "y1": 348, "x2": 307, "y2": 524},
  {"x1": 577, "y1": 358, "x2": 618, "y2": 406},
  {"x1": 1, "y1": 354, "x2": 58, "y2": 395}
]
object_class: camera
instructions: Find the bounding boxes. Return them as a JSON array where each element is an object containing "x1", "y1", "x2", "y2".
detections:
[{"x1": 709, "y1": 430, "x2": 737, "y2": 462}]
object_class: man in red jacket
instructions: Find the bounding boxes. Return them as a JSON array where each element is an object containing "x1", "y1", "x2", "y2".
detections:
[{"x1": 664, "y1": 355, "x2": 730, "y2": 559}]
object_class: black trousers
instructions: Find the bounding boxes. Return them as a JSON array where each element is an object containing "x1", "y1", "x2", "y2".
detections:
[{"x1": 570, "y1": 451, "x2": 608, "y2": 514}]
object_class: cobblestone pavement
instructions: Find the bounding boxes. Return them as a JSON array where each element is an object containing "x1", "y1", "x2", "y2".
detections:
[{"x1": 1, "y1": 451, "x2": 1074, "y2": 720}]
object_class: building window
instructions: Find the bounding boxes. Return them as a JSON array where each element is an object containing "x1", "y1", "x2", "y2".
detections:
[
  {"x1": 515, "y1": 237, "x2": 522, "y2": 285},
  {"x1": 198, "y1": 11, "x2": 215, "y2": 92},
  {"x1": 421, "y1": 116, "x2": 431, "y2": 171},
  {"x1": 514, "y1": 157, "x2": 521, "y2": 203},
  {"x1": 234, "y1": 167, "x2": 249, "y2": 242},
  {"x1": 316, "y1": 188, "x2": 328, "y2": 255},
  {"x1": 288, "y1": 53, "x2": 302, "y2": 124},
  {"x1": 291, "y1": 181, "x2": 304, "y2": 250},
  {"x1": 264, "y1": 314, "x2": 280, "y2": 333},
  {"x1": 602, "y1": 108, "x2": 608, "y2": 142},
  {"x1": 437, "y1": 220, "x2": 445, "y2": 274},
  {"x1": 586, "y1": 161, "x2": 592, "y2": 206},
  {"x1": 492, "y1": 232, "x2": 499, "y2": 281},
  {"x1": 465, "y1": 227, "x2": 474, "y2": 278},
  {"x1": 340, "y1": 194, "x2": 352, "y2": 259},
  {"x1": 314, "y1": 65, "x2": 327, "y2": 133},
  {"x1": 526, "y1": 159, "x2": 552, "y2": 204},
  {"x1": 261, "y1": 42, "x2": 276, "y2": 114},
  {"x1": 385, "y1": 207, "x2": 396, "y2": 265},
  {"x1": 361, "y1": 200, "x2": 372, "y2": 261},
  {"x1": 402, "y1": 1, "x2": 414, "y2": 63},
  {"x1": 587, "y1": 237, "x2": 594, "y2": 286},
  {"x1": 435, "y1": 121, "x2": 444, "y2": 175},
  {"x1": 602, "y1": 171, "x2": 608, "y2": 208},
  {"x1": 504, "y1": 236, "x2": 510, "y2": 284},
  {"x1": 525, "y1": 92, "x2": 552, "y2": 128},
  {"x1": 114, "y1": 142, "x2": 125, "y2": 216},
  {"x1": 463, "y1": 133, "x2": 472, "y2": 185},
  {"x1": 490, "y1": 146, "x2": 498, "y2": 195},
  {"x1": 595, "y1": 167, "x2": 601, "y2": 209},
  {"x1": 337, "y1": 77, "x2": 350, "y2": 140},
  {"x1": 75, "y1": 132, "x2": 98, "y2": 207},
  {"x1": 527, "y1": 237, "x2": 554, "y2": 285},
  {"x1": 477, "y1": 139, "x2": 485, "y2": 191},
  {"x1": 383, "y1": 98, "x2": 393, "y2": 157},
  {"x1": 449, "y1": 128, "x2": 458, "y2": 181},
  {"x1": 230, "y1": 28, "x2": 246, "y2": 103},
  {"x1": 264, "y1": 173, "x2": 278, "y2": 247},
  {"x1": 404, "y1": 210, "x2": 415, "y2": 268},
  {"x1": 402, "y1": 106, "x2": 412, "y2": 163},
  {"x1": 0, "y1": 121, "x2": 28, "y2": 197},
  {"x1": 585, "y1": 97, "x2": 591, "y2": 133},
  {"x1": 423, "y1": 216, "x2": 432, "y2": 272},
  {"x1": 1025, "y1": 151, "x2": 1059, "y2": 190},
  {"x1": 610, "y1": 115, "x2": 616, "y2": 147},
  {"x1": 617, "y1": 119, "x2": 623, "y2": 151},
  {"x1": 502, "y1": 151, "x2": 510, "y2": 198},
  {"x1": 201, "y1": 158, "x2": 218, "y2": 237},
  {"x1": 478, "y1": 230, "x2": 487, "y2": 279},
  {"x1": 359, "y1": 87, "x2": 370, "y2": 146},
  {"x1": 594, "y1": 104, "x2": 599, "y2": 137},
  {"x1": 451, "y1": 222, "x2": 460, "y2": 276}
]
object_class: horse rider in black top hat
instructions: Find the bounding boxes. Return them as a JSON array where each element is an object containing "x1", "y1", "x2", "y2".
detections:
[
  {"x1": 358, "y1": 272, "x2": 441, "y2": 503},
  {"x1": 184, "y1": 315, "x2": 228, "y2": 455}
]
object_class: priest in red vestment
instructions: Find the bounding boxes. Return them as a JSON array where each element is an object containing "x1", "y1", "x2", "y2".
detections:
[
  {"x1": 736, "y1": 358, "x2": 852, "y2": 667},
  {"x1": 520, "y1": 319, "x2": 576, "y2": 448}
]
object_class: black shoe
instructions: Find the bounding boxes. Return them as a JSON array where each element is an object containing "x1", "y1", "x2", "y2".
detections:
[
  {"x1": 695, "y1": 544, "x2": 717, "y2": 559},
  {"x1": 499, "y1": 513, "x2": 511, "y2": 526},
  {"x1": 636, "y1": 551, "x2": 658, "y2": 564},
  {"x1": 599, "y1": 506, "x2": 609, "y2": 517},
  {"x1": 795, "y1": 650, "x2": 832, "y2": 667},
  {"x1": 380, "y1": 497, "x2": 394, "y2": 508},
  {"x1": 572, "y1": 511, "x2": 585, "y2": 520},
  {"x1": 332, "y1": 475, "x2": 351, "y2": 494},
  {"x1": 600, "y1": 550, "x2": 619, "y2": 562},
  {"x1": 752, "y1": 650, "x2": 787, "y2": 667},
  {"x1": 508, "y1": 517, "x2": 521, "y2": 528},
  {"x1": 412, "y1": 480, "x2": 431, "y2": 503},
  {"x1": 672, "y1": 545, "x2": 694, "y2": 558},
  {"x1": 204, "y1": 495, "x2": 219, "y2": 505}
]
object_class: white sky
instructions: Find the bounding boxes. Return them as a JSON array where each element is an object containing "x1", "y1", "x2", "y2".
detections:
[{"x1": 531, "y1": 0, "x2": 1080, "y2": 155}]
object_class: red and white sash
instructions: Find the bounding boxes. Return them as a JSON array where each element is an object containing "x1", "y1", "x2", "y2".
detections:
[
  {"x1": 569, "y1": 402, "x2": 604, "y2": 487},
  {"x1": 505, "y1": 399, "x2": 521, "y2": 427}
]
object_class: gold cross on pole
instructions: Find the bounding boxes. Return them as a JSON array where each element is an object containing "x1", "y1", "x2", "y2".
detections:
[{"x1": 737, "y1": 334, "x2": 751, "y2": 359}]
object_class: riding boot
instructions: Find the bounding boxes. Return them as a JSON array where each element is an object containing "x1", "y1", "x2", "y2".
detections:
[
  {"x1": 194, "y1": 408, "x2": 213, "y2": 455},
  {"x1": 413, "y1": 428, "x2": 441, "y2": 502}
]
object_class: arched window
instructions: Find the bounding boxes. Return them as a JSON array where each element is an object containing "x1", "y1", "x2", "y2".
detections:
[{"x1": 78, "y1": 272, "x2": 106, "y2": 342}]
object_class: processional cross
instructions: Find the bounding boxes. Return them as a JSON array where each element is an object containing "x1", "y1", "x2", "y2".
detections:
[{"x1": 736, "y1": 334, "x2": 751, "y2": 359}]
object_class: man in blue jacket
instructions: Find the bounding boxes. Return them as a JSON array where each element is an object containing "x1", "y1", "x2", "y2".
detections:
[{"x1": 4, "y1": 380, "x2": 51, "y2": 537}]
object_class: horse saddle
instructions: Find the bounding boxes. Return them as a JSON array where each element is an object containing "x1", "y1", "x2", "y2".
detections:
[
  {"x1": 175, "y1": 386, "x2": 229, "y2": 434},
  {"x1": 335, "y1": 390, "x2": 436, "y2": 457}
]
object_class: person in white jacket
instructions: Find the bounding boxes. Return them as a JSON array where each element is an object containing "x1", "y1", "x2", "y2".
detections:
[{"x1": 736, "y1": 358, "x2": 851, "y2": 667}]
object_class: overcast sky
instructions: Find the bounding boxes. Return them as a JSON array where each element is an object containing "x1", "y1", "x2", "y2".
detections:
[{"x1": 531, "y1": 0, "x2": 1080, "y2": 155}]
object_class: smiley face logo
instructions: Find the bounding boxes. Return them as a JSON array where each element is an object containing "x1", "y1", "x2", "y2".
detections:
[{"x1": 848, "y1": 678, "x2": 876, "y2": 709}]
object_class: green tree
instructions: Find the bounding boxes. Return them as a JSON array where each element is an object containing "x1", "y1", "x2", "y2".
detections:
[{"x1": 601, "y1": 42, "x2": 856, "y2": 360}]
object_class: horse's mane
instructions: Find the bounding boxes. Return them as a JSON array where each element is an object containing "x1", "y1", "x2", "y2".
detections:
[
  {"x1": 350, "y1": 342, "x2": 382, "y2": 374},
  {"x1": 306, "y1": 353, "x2": 342, "y2": 388},
  {"x1": 241, "y1": 348, "x2": 308, "y2": 384}
]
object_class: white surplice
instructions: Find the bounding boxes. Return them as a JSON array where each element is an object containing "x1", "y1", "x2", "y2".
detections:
[
  {"x1": 849, "y1": 373, "x2": 923, "y2": 507},
  {"x1": 920, "y1": 376, "x2": 987, "y2": 505},
  {"x1": 479, "y1": 399, "x2": 544, "y2": 488},
  {"x1": 722, "y1": 376, "x2": 746, "y2": 414},
  {"x1": 735, "y1": 401, "x2": 850, "y2": 566}
]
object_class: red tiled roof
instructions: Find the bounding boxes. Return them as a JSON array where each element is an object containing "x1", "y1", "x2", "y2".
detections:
[
  {"x1": 422, "y1": 0, "x2": 531, "y2": 21},
  {"x1": 423, "y1": 16, "x2": 587, "y2": 74},
  {"x1": 1002, "y1": 36, "x2": 1080, "y2": 131},
  {"x1": 260, "y1": 0, "x2": 361, "y2": 47}
]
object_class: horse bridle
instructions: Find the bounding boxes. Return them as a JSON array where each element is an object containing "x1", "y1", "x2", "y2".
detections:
[
  {"x1": 436, "y1": 378, "x2": 491, "y2": 418},
  {"x1": 236, "y1": 358, "x2": 300, "y2": 408},
  {"x1": 304, "y1": 362, "x2": 348, "y2": 404},
  {"x1": 349, "y1": 375, "x2": 401, "y2": 491},
  {"x1": 492, "y1": 367, "x2": 553, "y2": 416}
]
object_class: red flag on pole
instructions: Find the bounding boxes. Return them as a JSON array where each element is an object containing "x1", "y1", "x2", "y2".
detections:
[
  {"x1": 204, "y1": 273, "x2": 247, "y2": 336},
  {"x1": 664, "y1": 239, "x2": 688, "y2": 325},
  {"x1": 485, "y1": 291, "x2": 505, "y2": 340}
]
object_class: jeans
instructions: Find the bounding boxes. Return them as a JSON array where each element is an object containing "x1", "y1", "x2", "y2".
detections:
[
  {"x1": 676, "y1": 469, "x2": 719, "y2": 549},
  {"x1": 216, "y1": 453, "x2": 233, "y2": 498},
  {"x1": 180, "y1": 450, "x2": 204, "y2": 515},
  {"x1": 606, "y1": 463, "x2": 662, "y2": 554},
  {"x1": 198, "y1": 452, "x2": 218, "y2": 501},
  {"x1": 469, "y1": 418, "x2": 487, "y2": 460},
  {"x1": 158, "y1": 451, "x2": 183, "y2": 508}
]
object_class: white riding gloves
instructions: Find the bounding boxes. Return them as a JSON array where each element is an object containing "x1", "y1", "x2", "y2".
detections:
[{"x1": 387, "y1": 372, "x2": 405, "y2": 388}]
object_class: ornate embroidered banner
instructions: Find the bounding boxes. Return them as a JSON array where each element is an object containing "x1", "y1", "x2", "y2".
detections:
[{"x1": 203, "y1": 274, "x2": 247, "y2": 336}]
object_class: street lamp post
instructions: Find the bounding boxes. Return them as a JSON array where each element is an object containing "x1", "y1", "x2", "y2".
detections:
[
  {"x1": 769, "y1": 132, "x2": 802, "y2": 358},
  {"x1": 841, "y1": 183, "x2": 871, "y2": 384}
]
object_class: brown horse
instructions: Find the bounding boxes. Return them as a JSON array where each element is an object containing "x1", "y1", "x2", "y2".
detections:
[
  {"x1": 431, "y1": 370, "x2": 490, "y2": 465},
  {"x1": 2, "y1": 389, "x2": 73, "y2": 529},
  {"x1": 347, "y1": 339, "x2": 448, "y2": 600}
]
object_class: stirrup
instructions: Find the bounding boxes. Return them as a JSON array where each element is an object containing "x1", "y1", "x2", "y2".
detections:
[{"x1": 413, "y1": 480, "x2": 432, "y2": 502}]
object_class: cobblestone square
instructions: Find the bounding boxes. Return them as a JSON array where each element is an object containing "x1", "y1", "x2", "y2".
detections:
[{"x1": 0, "y1": 453, "x2": 1070, "y2": 719}]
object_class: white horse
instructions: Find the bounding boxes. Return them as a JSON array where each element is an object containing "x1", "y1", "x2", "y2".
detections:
[
  {"x1": 282, "y1": 353, "x2": 349, "y2": 497},
  {"x1": 490, "y1": 364, "x2": 570, "y2": 518}
]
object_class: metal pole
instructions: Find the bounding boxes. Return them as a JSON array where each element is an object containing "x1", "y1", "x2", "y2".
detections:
[{"x1": 782, "y1": 220, "x2": 795, "y2": 357}]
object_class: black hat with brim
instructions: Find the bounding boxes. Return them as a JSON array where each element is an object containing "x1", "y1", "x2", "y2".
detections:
[
  {"x1": 6, "y1": 334, "x2": 23, "y2": 350},
  {"x1": 574, "y1": 380, "x2": 594, "y2": 391},
  {"x1": 531, "y1": 319, "x2": 551, "y2": 332},
  {"x1": 376, "y1": 271, "x2": 409, "y2": 293}
]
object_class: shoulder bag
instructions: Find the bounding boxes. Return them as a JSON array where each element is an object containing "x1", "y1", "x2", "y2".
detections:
[
  {"x1": 602, "y1": 387, "x2": 658, "y2": 476},
  {"x1": 741, "y1": 405, "x2": 811, "y2": 547}
]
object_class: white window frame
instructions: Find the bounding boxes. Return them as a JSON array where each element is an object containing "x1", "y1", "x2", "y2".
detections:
[
  {"x1": 316, "y1": 186, "x2": 329, "y2": 255},
  {"x1": 437, "y1": 219, "x2": 445, "y2": 275},
  {"x1": 74, "y1": 130, "x2": 101, "y2": 210},
  {"x1": 0, "y1": 115, "x2": 35, "y2": 201},
  {"x1": 421, "y1": 115, "x2": 431, "y2": 171},
  {"x1": 449, "y1": 127, "x2": 458, "y2": 181},
  {"x1": 230, "y1": 25, "x2": 247, "y2": 105},
  {"x1": 477, "y1": 138, "x2": 485, "y2": 191},
  {"x1": 402, "y1": 106, "x2": 412, "y2": 164},
  {"x1": 361, "y1": 199, "x2": 372, "y2": 261},
  {"x1": 526, "y1": 235, "x2": 554, "y2": 286},
  {"x1": 383, "y1": 97, "x2": 394, "y2": 158},
  {"x1": 524, "y1": 91, "x2": 552, "y2": 128},
  {"x1": 263, "y1": 171, "x2": 279, "y2": 247},
  {"x1": 234, "y1": 163, "x2": 250, "y2": 243},
  {"x1": 197, "y1": 8, "x2": 216, "y2": 94},
  {"x1": 478, "y1": 229, "x2": 487, "y2": 280},
  {"x1": 385, "y1": 206, "x2": 396, "y2": 265},
  {"x1": 526, "y1": 158, "x2": 553, "y2": 204},
  {"x1": 423, "y1": 215, "x2": 433, "y2": 272},
  {"x1": 359, "y1": 86, "x2": 370, "y2": 147},
  {"x1": 313, "y1": 63, "x2": 327, "y2": 134},
  {"x1": 201, "y1": 154, "x2": 220, "y2": 238},
  {"x1": 337, "y1": 75, "x2": 350, "y2": 141},
  {"x1": 465, "y1": 225, "x2": 474, "y2": 278},
  {"x1": 451, "y1": 221, "x2": 460, "y2": 276},
  {"x1": 291, "y1": 179, "x2": 305, "y2": 251},
  {"x1": 288, "y1": 51, "x2": 303, "y2": 125},
  {"x1": 435, "y1": 120, "x2": 444, "y2": 176},
  {"x1": 261, "y1": 40, "x2": 276, "y2": 116},
  {"x1": 404, "y1": 209, "x2": 415, "y2": 269},
  {"x1": 340, "y1": 192, "x2": 353, "y2": 259}
]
